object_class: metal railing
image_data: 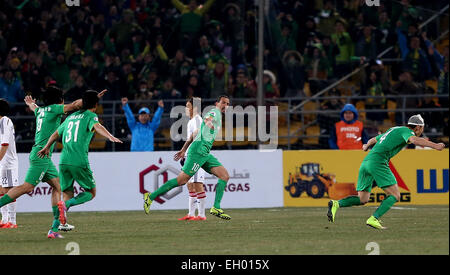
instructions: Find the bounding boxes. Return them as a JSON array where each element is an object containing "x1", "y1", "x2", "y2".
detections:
[
  {"x1": 10, "y1": 93, "x2": 449, "y2": 152},
  {"x1": 289, "y1": 3, "x2": 450, "y2": 113}
]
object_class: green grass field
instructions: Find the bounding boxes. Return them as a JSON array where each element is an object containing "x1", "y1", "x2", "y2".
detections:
[{"x1": 0, "y1": 206, "x2": 448, "y2": 255}]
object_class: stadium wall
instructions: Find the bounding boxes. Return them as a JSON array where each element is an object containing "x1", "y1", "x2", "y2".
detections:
[
  {"x1": 14, "y1": 149, "x2": 448, "y2": 212},
  {"x1": 16, "y1": 150, "x2": 284, "y2": 213}
]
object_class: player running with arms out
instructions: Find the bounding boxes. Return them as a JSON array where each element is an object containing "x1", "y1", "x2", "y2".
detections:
[
  {"x1": 0, "y1": 86, "x2": 88, "y2": 238},
  {"x1": 144, "y1": 95, "x2": 231, "y2": 220},
  {"x1": 38, "y1": 90, "x2": 122, "y2": 229},
  {"x1": 179, "y1": 97, "x2": 207, "y2": 221},
  {"x1": 327, "y1": 114, "x2": 445, "y2": 229},
  {"x1": 0, "y1": 99, "x2": 19, "y2": 229}
]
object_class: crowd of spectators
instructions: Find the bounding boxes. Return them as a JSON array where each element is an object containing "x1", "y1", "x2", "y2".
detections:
[{"x1": 0, "y1": 0, "x2": 448, "y2": 151}]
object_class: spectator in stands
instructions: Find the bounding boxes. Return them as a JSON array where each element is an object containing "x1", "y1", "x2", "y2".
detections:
[
  {"x1": 262, "y1": 70, "x2": 280, "y2": 99},
  {"x1": 135, "y1": 80, "x2": 154, "y2": 108},
  {"x1": 361, "y1": 70, "x2": 386, "y2": 123},
  {"x1": 355, "y1": 26, "x2": 378, "y2": 60},
  {"x1": 194, "y1": 35, "x2": 211, "y2": 75},
  {"x1": 437, "y1": 59, "x2": 449, "y2": 108},
  {"x1": 205, "y1": 59, "x2": 228, "y2": 99},
  {"x1": 303, "y1": 46, "x2": 330, "y2": 84},
  {"x1": 185, "y1": 75, "x2": 206, "y2": 98},
  {"x1": 422, "y1": 32, "x2": 448, "y2": 77},
  {"x1": 158, "y1": 78, "x2": 182, "y2": 100},
  {"x1": 121, "y1": 97, "x2": 164, "y2": 152},
  {"x1": 329, "y1": 103, "x2": 368, "y2": 150},
  {"x1": 42, "y1": 50, "x2": 71, "y2": 91},
  {"x1": 331, "y1": 20, "x2": 354, "y2": 78},
  {"x1": 396, "y1": 21, "x2": 432, "y2": 81},
  {"x1": 317, "y1": 88, "x2": 344, "y2": 147},
  {"x1": 391, "y1": 71, "x2": 423, "y2": 123},
  {"x1": 317, "y1": 0, "x2": 346, "y2": 37},
  {"x1": 281, "y1": 50, "x2": 306, "y2": 98},
  {"x1": 321, "y1": 35, "x2": 340, "y2": 79},
  {"x1": 230, "y1": 71, "x2": 255, "y2": 101},
  {"x1": 65, "y1": 75, "x2": 87, "y2": 102},
  {"x1": 171, "y1": 0, "x2": 216, "y2": 56},
  {"x1": 273, "y1": 12, "x2": 299, "y2": 56},
  {"x1": 0, "y1": 69, "x2": 24, "y2": 104},
  {"x1": 419, "y1": 87, "x2": 441, "y2": 132}
]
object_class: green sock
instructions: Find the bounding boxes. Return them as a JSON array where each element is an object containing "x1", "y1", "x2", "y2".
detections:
[
  {"x1": 65, "y1": 192, "x2": 93, "y2": 210},
  {"x1": 373, "y1": 195, "x2": 397, "y2": 219},
  {"x1": 51, "y1": 205, "x2": 60, "y2": 232},
  {"x1": 149, "y1": 178, "x2": 179, "y2": 201},
  {"x1": 0, "y1": 194, "x2": 13, "y2": 207},
  {"x1": 338, "y1": 196, "x2": 361, "y2": 207},
  {"x1": 213, "y1": 179, "x2": 227, "y2": 209}
]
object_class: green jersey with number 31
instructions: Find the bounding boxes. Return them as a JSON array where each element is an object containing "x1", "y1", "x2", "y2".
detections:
[
  {"x1": 57, "y1": 110, "x2": 99, "y2": 168},
  {"x1": 365, "y1": 126, "x2": 415, "y2": 162}
]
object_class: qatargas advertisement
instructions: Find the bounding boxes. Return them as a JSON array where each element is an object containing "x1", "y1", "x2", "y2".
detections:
[
  {"x1": 283, "y1": 149, "x2": 449, "y2": 206},
  {"x1": 15, "y1": 150, "x2": 284, "y2": 212}
]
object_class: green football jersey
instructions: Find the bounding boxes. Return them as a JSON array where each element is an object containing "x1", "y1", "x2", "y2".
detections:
[
  {"x1": 33, "y1": 104, "x2": 65, "y2": 156},
  {"x1": 365, "y1": 126, "x2": 415, "y2": 162},
  {"x1": 57, "y1": 110, "x2": 99, "y2": 168},
  {"x1": 189, "y1": 108, "x2": 222, "y2": 156}
]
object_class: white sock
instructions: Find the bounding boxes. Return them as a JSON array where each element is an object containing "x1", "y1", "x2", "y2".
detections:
[
  {"x1": 188, "y1": 192, "x2": 197, "y2": 217},
  {"x1": 1, "y1": 205, "x2": 7, "y2": 224},
  {"x1": 7, "y1": 201, "x2": 16, "y2": 225},
  {"x1": 197, "y1": 191, "x2": 206, "y2": 217}
]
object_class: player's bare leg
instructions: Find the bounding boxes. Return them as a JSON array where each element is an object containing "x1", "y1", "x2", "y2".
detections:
[{"x1": 209, "y1": 166, "x2": 231, "y2": 220}]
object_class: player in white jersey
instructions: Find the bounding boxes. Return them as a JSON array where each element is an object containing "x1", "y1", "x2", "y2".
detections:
[
  {"x1": 178, "y1": 97, "x2": 207, "y2": 221},
  {"x1": 0, "y1": 99, "x2": 19, "y2": 228}
]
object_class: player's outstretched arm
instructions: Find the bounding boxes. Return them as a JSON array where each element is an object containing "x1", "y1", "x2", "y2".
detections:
[
  {"x1": 362, "y1": 137, "x2": 378, "y2": 151},
  {"x1": 37, "y1": 131, "x2": 60, "y2": 158},
  {"x1": 24, "y1": 95, "x2": 39, "y2": 112},
  {"x1": 409, "y1": 136, "x2": 445, "y2": 150},
  {"x1": 63, "y1": 99, "x2": 83, "y2": 113},
  {"x1": 93, "y1": 123, "x2": 123, "y2": 143}
]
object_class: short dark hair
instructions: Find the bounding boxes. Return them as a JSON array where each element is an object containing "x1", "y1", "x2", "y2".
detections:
[
  {"x1": 0, "y1": 98, "x2": 10, "y2": 116},
  {"x1": 216, "y1": 95, "x2": 229, "y2": 103},
  {"x1": 43, "y1": 86, "x2": 64, "y2": 106},
  {"x1": 82, "y1": 90, "x2": 99, "y2": 110}
]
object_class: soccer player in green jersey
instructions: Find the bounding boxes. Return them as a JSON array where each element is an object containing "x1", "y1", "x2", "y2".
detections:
[
  {"x1": 327, "y1": 114, "x2": 445, "y2": 229},
  {"x1": 38, "y1": 90, "x2": 122, "y2": 228},
  {"x1": 0, "y1": 86, "x2": 85, "y2": 238},
  {"x1": 143, "y1": 95, "x2": 232, "y2": 219}
]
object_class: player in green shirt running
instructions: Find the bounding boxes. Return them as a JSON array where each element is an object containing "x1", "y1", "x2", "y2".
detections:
[
  {"x1": 327, "y1": 114, "x2": 445, "y2": 229},
  {"x1": 143, "y1": 95, "x2": 232, "y2": 219},
  {"x1": 0, "y1": 86, "x2": 88, "y2": 238},
  {"x1": 38, "y1": 90, "x2": 122, "y2": 229}
]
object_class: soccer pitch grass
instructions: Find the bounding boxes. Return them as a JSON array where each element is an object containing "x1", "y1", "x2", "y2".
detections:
[{"x1": 0, "y1": 205, "x2": 448, "y2": 255}]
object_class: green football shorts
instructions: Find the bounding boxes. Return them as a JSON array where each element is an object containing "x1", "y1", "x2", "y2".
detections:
[
  {"x1": 59, "y1": 164, "x2": 96, "y2": 192},
  {"x1": 356, "y1": 159, "x2": 397, "y2": 192},
  {"x1": 25, "y1": 151, "x2": 59, "y2": 186},
  {"x1": 182, "y1": 152, "x2": 223, "y2": 177}
]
